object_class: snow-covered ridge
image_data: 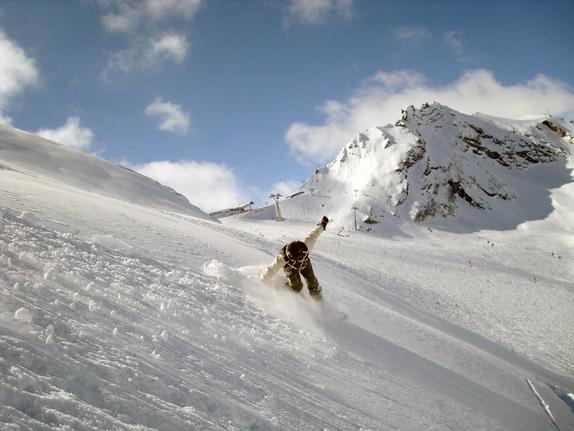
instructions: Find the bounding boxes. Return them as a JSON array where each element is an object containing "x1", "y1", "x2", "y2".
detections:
[
  {"x1": 0, "y1": 124, "x2": 214, "y2": 220},
  {"x1": 296, "y1": 103, "x2": 574, "y2": 231}
]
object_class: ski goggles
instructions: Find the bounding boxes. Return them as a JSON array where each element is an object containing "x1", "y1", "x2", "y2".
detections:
[{"x1": 286, "y1": 249, "x2": 308, "y2": 262}]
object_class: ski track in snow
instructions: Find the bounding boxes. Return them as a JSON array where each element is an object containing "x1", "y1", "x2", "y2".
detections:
[{"x1": 2, "y1": 170, "x2": 574, "y2": 428}]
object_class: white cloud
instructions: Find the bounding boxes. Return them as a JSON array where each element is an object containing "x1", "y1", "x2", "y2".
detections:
[
  {"x1": 285, "y1": 0, "x2": 353, "y2": 25},
  {"x1": 102, "y1": 4, "x2": 139, "y2": 33},
  {"x1": 145, "y1": 97, "x2": 190, "y2": 134},
  {"x1": 285, "y1": 69, "x2": 574, "y2": 163},
  {"x1": 393, "y1": 25, "x2": 430, "y2": 43},
  {"x1": 143, "y1": 0, "x2": 202, "y2": 20},
  {"x1": 445, "y1": 30, "x2": 465, "y2": 61},
  {"x1": 369, "y1": 70, "x2": 426, "y2": 90},
  {"x1": 130, "y1": 160, "x2": 248, "y2": 212},
  {"x1": 269, "y1": 180, "x2": 301, "y2": 197},
  {"x1": 149, "y1": 33, "x2": 188, "y2": 62},
  {"x1": 0, "y1": 29, "x2": 39, "y2": 124},
  {"x1": 101, "y1": 0, "x2": 202, "y2": 33},
  {"x1": 105, "y1": 32, "x2": 189, "y2": 77},
  {"x1": 37, "y1": 117, "x2": 94, "y2": 150}
]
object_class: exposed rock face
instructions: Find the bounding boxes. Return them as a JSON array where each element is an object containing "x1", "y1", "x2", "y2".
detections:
[
  {"x1": 301, "y1": 103, "x2": 573, "y2": 226},
  {"x1": 543, "y1": 120, "x2": 568, "y2": 138}
]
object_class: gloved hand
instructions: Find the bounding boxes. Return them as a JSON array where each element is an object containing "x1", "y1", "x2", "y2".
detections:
[{"x1": 319, "y1": 216, "x2": 329, "y2": 230}]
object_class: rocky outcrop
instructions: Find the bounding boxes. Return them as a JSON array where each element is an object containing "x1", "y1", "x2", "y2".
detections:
[{"x1": 543, "y1": 120, "x2": 568, "y2": 137}]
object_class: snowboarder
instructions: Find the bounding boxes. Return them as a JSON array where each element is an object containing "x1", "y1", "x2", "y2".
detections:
[{"x1": 259, "y1": 216, "x2": 329, "y2": 299}]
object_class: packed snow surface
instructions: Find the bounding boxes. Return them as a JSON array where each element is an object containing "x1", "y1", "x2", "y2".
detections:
[{"x1": 1, "y1": 116, "x2": 574, "y2": 430}]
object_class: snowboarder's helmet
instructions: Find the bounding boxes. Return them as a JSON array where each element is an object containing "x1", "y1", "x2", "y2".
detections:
[{"x1": 286, "y1": 241, "x2": 308, "y2": 260}]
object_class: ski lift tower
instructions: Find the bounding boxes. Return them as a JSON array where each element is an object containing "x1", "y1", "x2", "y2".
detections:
[
  {"x1": 310, "y1": 168, "x2": 320, "y2": 196},
  {"x1": 269, "y1": 193, "x2": 285, "y2": 221},
  {"x1": 352, "y1": 189, "x2": 359, "y2": 230}
]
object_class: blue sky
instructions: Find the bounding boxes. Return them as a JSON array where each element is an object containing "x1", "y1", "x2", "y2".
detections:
[{"x1": 1, "y1": 0, "x2": 574, "y2": 211}]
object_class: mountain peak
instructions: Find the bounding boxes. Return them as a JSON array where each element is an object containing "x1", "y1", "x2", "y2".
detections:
[{"x1": 295, "y1": 103, "x2": 573, "y2": 231}]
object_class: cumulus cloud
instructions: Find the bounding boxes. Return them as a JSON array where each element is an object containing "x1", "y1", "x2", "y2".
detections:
[
  {"x1": 99, "y1": 1, "x2": 197, "y2": 78},
  {"x1": 37, "y1": 117, "x2": 94, "y2": 150},
  {"x1": 101, "y1": 0, "x2": 202, "y2": 32},
  {"x1": 145, "y1": 97, "x2": 190, "y2": 134},
  {"x1": 105, "y1": 32, "x2": 189, "y2": 77},
  {"x1": 0, "y1": 29, "x2": 39, "y2": 124},
  {"x1": 285, "y1": 0, "x2": 353, "y2": 25},
  {"x1": 149, "y1": 33, "x2": 188, "y2": 62},
  {"x1": 393, "y1": 25, "x2": 430, "y2": 43},
  {"x1": 130, "y1": 160, "x2": 248, "y2": 212},
  {"x1": 268, "y1": 180, "x2": 301, "y2": 197},
  {"x1": 285, "y1": 69, "x2": 574, "y2": 163}
]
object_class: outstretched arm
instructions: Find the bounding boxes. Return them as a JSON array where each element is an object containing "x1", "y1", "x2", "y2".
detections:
[
  {"x1": 304, "y1": 216, "x2": 329, "y2": 251},
  {"x1": 259, "y1": 254, "x2": 286, "y2": 285}
]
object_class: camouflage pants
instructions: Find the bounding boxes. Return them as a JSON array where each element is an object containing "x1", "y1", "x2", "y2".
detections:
[{"x1": 283, "y1": 260, "x2": 322, "y2": 297}]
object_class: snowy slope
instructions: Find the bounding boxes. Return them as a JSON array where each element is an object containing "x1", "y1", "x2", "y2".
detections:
[
  {"x1": 1, "y1": 117, "x2": 574, "y2": 430},
  {"x1": 0, "y1": 124, "x2": 213, "y2": 220},
  {"x1": 290, "y1": 103, "x2": 574, "y2": 232}
]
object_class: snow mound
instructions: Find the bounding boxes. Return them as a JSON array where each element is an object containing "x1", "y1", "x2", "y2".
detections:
[
  {"x1": 91, "y1": 234, "x2": 133, "y2": 252},
  {"x1": 14, "y1": 307, "x2": 32, "y2": 323},
  {"x1": 0, "y1": 124, "x2": 215, "y2": 220}
]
